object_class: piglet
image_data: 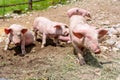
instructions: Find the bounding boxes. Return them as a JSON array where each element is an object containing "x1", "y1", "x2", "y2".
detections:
[
  {"x1": 67, "y1": 7, "x2": 91, "y2": 18},
  {"x1": 4, "y1": 24, "x2": 34, "y2": 54},
  {"x1": 69, "y1": 15, "x2": 108, "y2": 65},
  {"x1": 33, "y1": 16, "x2": 69, "y2": 48}
]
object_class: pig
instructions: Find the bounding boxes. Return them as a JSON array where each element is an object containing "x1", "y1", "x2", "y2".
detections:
[
  {"x1": 4, "y1": 24, "x2": 34, "y2": 54},
  {"x1": 67, "y1": 7, "x2": 91, "y2": 18},
  {"x1": 69, "y1": 15, "x2": 108, "y2": 65},
  {"x1": 33, "y1": 17, "x2": 69, "y2": 48}
]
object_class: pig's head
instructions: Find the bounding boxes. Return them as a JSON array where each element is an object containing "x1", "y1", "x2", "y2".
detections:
[
  {"x1": 54, "y1": 24, "x2": 69, "y2": 36},
  {"x1": 67, "y1": 7, "x2": 80, "y2": 18},
  {"x1": 4, "y1": 28, "x2": 28, "y2": 44},
  {"x1": 77, "y1": 9, "x2": 91, "y2": 18},
  {"x1": 73, "y1": 28, "x2": 108, "y2": 54},
  {"x1": 67, "y1": 7, "x2": 91, "y2": 18}
]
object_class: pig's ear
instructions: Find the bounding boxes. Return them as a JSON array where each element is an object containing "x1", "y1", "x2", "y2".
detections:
[
  {"x1": 21, "y1": 29, "x2": 27, "y2": 34},
  {"x1": 4, "y1": 28, "x2": 11, "y2": 34},
  {"x1": 54, "y1": 25, "x2": 62, "y2": 30},
  {"x1": 98, "y1": 29, "x2": 108, "y2": 38},
  {"x1": 73, "y1": 31, "x2": 84, "y2": 39}
]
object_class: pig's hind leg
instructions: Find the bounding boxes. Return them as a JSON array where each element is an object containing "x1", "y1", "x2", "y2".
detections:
[
  {"x1": 33, "y1": 29, "x2": 38, "y2": 41},
  {"x1": 41, "y1": 33, "x2": 47, "y2": 48}
]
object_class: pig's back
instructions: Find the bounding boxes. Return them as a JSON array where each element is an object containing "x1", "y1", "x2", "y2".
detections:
[
  {"x1": 70, "y1": 15, "x2": 86, "y2": 25},
  {"x1": 34, "y1": 17, "x2": 53, "y2": 33},
  {"x1": 70, "y1": 15, "x2": 86, "y2": 29}
]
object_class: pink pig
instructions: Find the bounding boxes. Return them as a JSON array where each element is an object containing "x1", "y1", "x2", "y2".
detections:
[
  {"x1": 69, "y1": 15, "x2": 108, "y2": 65},
  {"x1": 33, "y1": 16, "x2": 69, "y2": 48},
  {"x1": 67, "y1": 7, "x2": 91, "y2": 18},
  {"x1": 4, "y1": 24, "x2": 34, "y2": 54}
]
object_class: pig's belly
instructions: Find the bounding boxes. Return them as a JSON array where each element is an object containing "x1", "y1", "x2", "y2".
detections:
[{"x1": 25, "y1": 39, "x2": 34, "y2": 45}]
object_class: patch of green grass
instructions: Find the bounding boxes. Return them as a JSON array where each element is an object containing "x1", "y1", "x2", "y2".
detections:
[
  {"x1": 0, "y1": 61, "x2": 7, "y2": 66},
  {"x1": 27, "y1": 78, "x2": 44, "y2": 80},
  {"x1": 0, "y1": 0, "x2": 67, "y2": 15}
]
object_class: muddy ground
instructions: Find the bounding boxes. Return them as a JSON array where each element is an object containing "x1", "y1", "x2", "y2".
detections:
[{"x1": 0, "y1": 0, "x2": 120, "y2": 80}]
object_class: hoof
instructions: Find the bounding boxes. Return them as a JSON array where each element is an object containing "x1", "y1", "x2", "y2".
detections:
[
  {"x1": 75, "y1": 58, "x2": 86, "y2": 65},
  {"x1": 79, "y1": 59, "x2": 86, "y2": 66}
]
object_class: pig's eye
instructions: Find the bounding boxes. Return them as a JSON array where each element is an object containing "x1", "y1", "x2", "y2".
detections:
[{"x1": 65, "y1": 25, "x2": 68, "y2": 28}]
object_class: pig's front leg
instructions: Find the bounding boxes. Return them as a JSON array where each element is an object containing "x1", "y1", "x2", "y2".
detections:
[
  {"x1": 34, "y1": 29, "x2": 38, "y2": 41},
  {"x1": 75, "y1": 48, "x2": 86, "y2": 65},
  {"x1": 4, "y1": 38, "x2": 11, "y2": 51},
  {"x1": 77, "y1": 52, "x2": 86, "y2": 65},
  {"x1": 73, "y1": 44, "x2": 86, "y2": 65},
  {"x1": 54, "y1": 36, "x2": 60, "y2": 46},
  {"x1": 4, "y1": 35, "x2": 12, "y2": 51},
  {"x1": 21, "y1": 37, "x2": 26, "y2": 54},
  {"x1": 41, "y1": 33, "x2": 46, "y2": 48}
]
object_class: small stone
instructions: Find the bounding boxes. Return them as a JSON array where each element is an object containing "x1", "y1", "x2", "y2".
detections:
[
  {"x1": 116, "y1": 75, "x2": 120, "y2": 80},
  {"x1": 108, "y1": 27, "x2": 118, "y2": 35},
  {"x1": 101, "y1": 46, "x2": 108, "y2": 51},
  {"x1": 101, "y1": 21, "x2": 110, "y2": 25},
  {"x1": 31, "y1": 49, "x2": 36, "y2": 53},
  {"x1": 0, "y1": 38, "x2": 3, "y2": 42},
  {"x1": 106, "y1": 39, "x2": 116, "y2": 45},
  {"x1": 115, "y1": 41, "x2": 120, "y2": 49},
  {"x1": 94, "y1": 68, "x2": 101, "y2": 76},
  {"x1": 26, "y1": 21, "x2": 30, "y2": 24},
  {"x1": 112, "y1": 47, "x2": 119, "y2": 52}
]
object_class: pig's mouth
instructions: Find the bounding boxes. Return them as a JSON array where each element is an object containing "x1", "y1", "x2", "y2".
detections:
[
  {"x1": 94, "y1": 50, "x2": 101, "y2": 54},
  {"x1": 92, "y1": 48, "x2": 101, "y2": 54},
  {"x1": 15, "y1": 43, "x2": 21, "y2": 45},
  {"x1": 63, "y1": 32, "x2": 69, "y2": 36},
  {"x1": 14, "y1": 41, "x2": 21, "y2": 45}
]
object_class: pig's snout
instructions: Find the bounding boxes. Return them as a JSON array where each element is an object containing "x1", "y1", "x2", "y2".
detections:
[
  {"x1": 94, "y1": 49, "x2": 101, "y2": 54},
  {"x1": 92, "y1": 46, "x2": 101, "y2": 54},
  {"x1": 15, "y1": 42, "x2": 20, "y2": 45},
  {"x1": 13, "y1": 36, "x2": 21, "y2": 45},
  {"x1": 14, "y1": 40, "x2": 21, "y2": 45}
]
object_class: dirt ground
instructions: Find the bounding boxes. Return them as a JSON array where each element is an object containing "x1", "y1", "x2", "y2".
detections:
[{"x1": 0, "y1": 0, "x2": 120, "y2": 80}]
